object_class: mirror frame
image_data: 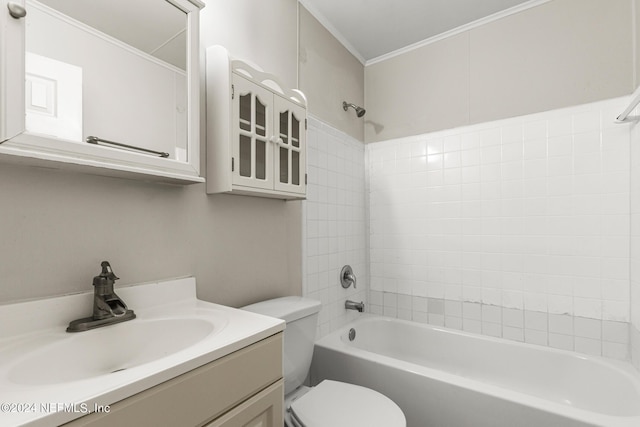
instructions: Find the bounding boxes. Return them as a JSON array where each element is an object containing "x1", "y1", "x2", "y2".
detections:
[{"x1": 0, "y1": 0, "x2": 205, "y2": 184}]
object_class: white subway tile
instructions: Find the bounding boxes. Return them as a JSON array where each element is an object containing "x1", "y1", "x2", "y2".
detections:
[
  {"x1": 602, "y1": 300, "x2": 629, "y2": 322},
  {"x1": 502, "y1": 125, "x2": 523, "y2": 144},
  {"x1": 572, "y1": 111, "x2": 601, "y2": 134},
  {"x1": 503, "y1": 307, "x2": 525, "y2": 328},
  {"x1": 479, "y1": 128, "x2": 501, "y2": 147},
  {"x1": 482, "y1": 321, "x2": 502, "y2": 338},
  {"x1": 602, "y1": 341, "x2": 629, "y2": 360},
  {"x1": 411, "y1": 140, "x2": 428, "y2": 157},
  {"x1": 602, "y1": 320, "x2": 629, "y2": 344},
  {"x1": 428, "y1": 313, "x2": 445, "y2": 326},
  {"x1": 574, "y1": 337, "x2": 602, "y2": 356},
  {"x1": 523, "y1": 139, "x2": 547, "y2": 160},
  {"x1": 574, "y1": 154, "x2": 601, "y2": 175},
  {"x1": 573, "y1": 131, "x2": 600, "y2": 155},
  {"x1": 443, "y1": 135, "x2": 462, "y2": 152},
  {"x1": 549, "y1": 314, "x2": 573, "y2": 335},
  {"x1": 548, "y1": 333, "x2": 574, "y2": 351},
  {"x1": 574, "y1": 317, "x2": 602, "y2": 339},
  {"x1": 461, "y1": 133, "x2": 480, "y2": 150},
  {"x1": 548, "y1": 116, "x2": 572, "y2": 137},
  {"x1": 548, "y1": 135, "x2": 573, "y2": 157},
  {"x1": 463, "y1": 318, "x2": 482, "y2": 334},
  {"x1": 548, "y1": 295, "x2": 572, "y2": 317},
  {"x1": 525, "y1": 310, "x2": 548, "y2": 331},
  {"x1": 525, "y1": 329, "x2": 548, "y2": 346},
  {"x1": 482, "y1": 304, "x2": 502, "y2": 323},
  {"x1": 547, "y1": 156, "x2": 573, "y2": 176},
  {"x1": 427, "y1": 139, "x2": 444, "y2": 155},
  {"x1": 445, "y1": 316, "x2": 463, "y2": 330},
  {"x1": 413, "y1": 311, "x2": 429, "y2": 323},
  {"x1": 523, "y1": 121, "x2": 548, "y2": 141},
  {"x1": 503, "y1": 325, "x2": 525, "y2": 342}
]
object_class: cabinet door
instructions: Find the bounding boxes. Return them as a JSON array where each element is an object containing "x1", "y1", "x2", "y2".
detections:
[
  {"x1": 205, "y1": 380, "x2": 283, "y2": 427},
  {"x1": 0, "y1": 0, "x2": 26, "y2": 142},
  {"x1": 232, "y1": 74, "x2": 273, "y2": 190},
  {"x1": 273, "y1": 95, "x2": 306, "y2": 195}
]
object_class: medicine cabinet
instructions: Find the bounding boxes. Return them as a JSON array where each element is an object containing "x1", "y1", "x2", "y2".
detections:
[
  {"x1": 0, "y1": 0, "x2": 204, "y2": 184},
  {"x1": 206, "y1": 45, "x2": 307, "y2": 199}
]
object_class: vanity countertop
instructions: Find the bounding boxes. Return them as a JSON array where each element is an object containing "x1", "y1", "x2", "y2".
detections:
[{"x1": 0, "y1": 277, "x2": 284, "y2": 427}]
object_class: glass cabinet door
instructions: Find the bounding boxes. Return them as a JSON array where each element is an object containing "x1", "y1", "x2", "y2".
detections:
[
  {"x1": 273, "y1": 95, "x2": 305, "y2": 195},
  {"x1": 232, "y1": 75, "x2": 273, "y2": 190}
]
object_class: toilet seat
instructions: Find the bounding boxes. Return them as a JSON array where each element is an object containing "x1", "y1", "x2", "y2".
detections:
[{"x1": 289, "y1": 380, "x2": 406, "y2": 427}]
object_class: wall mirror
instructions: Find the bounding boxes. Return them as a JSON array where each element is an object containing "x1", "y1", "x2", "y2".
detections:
[{"x1": 0, "y1": 0, "x2": 204, "y2": 184}]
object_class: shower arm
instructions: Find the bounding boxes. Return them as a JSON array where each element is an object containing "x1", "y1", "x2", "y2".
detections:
[{"x1": 342, "y1": 101, "x2": 366, "y2": 118}]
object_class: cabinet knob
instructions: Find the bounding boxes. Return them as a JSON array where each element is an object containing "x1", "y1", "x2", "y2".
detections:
[
  {"x1": 7, "y1": 2, "x2": 26, "y2": 19},
  {"x1": 270, "y1": 136, "x2": 283, "y2": 146}
]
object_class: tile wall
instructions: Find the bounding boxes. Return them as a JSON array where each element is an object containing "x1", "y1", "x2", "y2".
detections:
[
  {"x1": 367, "y1": 97, "x2": 633, "y2": 357},
  {"x1": 304, "y1": 116, "x2": 367, "y2": 337},
  {"x1": 368, "y1": 292, "x2": 629, "y2": 359}
]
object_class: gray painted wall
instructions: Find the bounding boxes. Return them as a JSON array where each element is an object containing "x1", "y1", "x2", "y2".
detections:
[
  {"x1": 298, "y1": 6, "x2": 365, "y2": 142},
  {"x1": 365, "y1": 0, "x2": 634, "y2": 143},
  {"x1": 0, "y1": 162, "x2": 302, "y2": 307},
  {"x1": 0, "y1": 0, "x2": 306, "y2": 308},
  {"x1": 0, "y1": 0, "x2": 363, "y2": 308}
]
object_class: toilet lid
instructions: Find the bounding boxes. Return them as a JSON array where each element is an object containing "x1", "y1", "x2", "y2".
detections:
[{"x1": 290, "y1": 380, "x2": 406, "y2": 427}]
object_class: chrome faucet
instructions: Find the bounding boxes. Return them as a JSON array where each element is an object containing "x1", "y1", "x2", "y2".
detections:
[
  {"x1": 67, "y1": 261, "x2": 136, "y2": 332},
  {"x1": 345, "y1": 300, "x2": 365, "y2": 313}
]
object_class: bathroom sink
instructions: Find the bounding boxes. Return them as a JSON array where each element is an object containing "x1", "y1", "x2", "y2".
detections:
[
  {"x1": 8, "y1": 317, "x2": 216, "y2": 385},
  {"x1": 0, "y1": 277, "x2": 285, "y2": 427}
]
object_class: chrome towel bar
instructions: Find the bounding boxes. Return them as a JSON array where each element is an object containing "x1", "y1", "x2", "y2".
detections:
[{"x1": 86, "y1": 136, "x2": 170, "y2": 158}]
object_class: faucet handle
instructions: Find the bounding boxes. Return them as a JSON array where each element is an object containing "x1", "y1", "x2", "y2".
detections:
[
  {"x1": 93, "y1": 261, "x2": 119, "y2": 287},
  {"x1": 340, "y1": 265, "x2": 356, "y2": 289},
  {"x1": 100, "y1": 261, "x2": 119, "y2": 281}
]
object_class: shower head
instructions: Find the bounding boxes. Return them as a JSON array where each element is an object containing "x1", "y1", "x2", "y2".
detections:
[{"x1": 343, "y1": 101, "x2": 366, "y2": 118}]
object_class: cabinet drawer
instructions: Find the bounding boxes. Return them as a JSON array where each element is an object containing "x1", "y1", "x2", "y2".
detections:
[{"x1": 63, "y1": 333, "x2": 283, "y2": 427}]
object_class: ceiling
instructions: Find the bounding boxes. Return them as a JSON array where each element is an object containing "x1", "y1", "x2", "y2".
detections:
[{"x1": 299, "y1": 0, "x2": 539, "y2": 64}]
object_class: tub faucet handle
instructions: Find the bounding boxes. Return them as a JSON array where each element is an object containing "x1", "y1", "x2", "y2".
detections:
[{"x1": 340, "y1": 265, "x2": 357, "y2": 289}]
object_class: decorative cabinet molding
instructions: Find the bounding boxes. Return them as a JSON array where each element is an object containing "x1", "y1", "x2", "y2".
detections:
[{"x1": 206, "y1": 45, "x2": 307, "y2": 199}]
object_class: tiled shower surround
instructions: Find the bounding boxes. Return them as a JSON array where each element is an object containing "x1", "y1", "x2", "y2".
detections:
[
  {"x1": 304, "y1": 116, "x2": 367, "y2": 336},
  {"x1": 305, "y1": 98, "x2": 640, "y2": 365},
  {"x1": 366, "y1": 97, "x2": 633, "y2": 359}
]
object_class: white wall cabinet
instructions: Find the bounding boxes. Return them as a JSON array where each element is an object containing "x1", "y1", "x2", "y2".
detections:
[{"x1": 206, "y1": 45, "x2": 307, "y2": 199}]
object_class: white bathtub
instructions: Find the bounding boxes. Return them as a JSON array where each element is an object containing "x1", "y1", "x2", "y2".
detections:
[{"x1": 310, "y1": 316, "x2": 640, "y2": 427}]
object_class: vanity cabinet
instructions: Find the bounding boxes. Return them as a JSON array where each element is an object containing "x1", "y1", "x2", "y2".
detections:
[
  {"x1": 206, "y1": 45, "x2": 307, "y2": 200},
  {"x1": 62, "y1": 333, "x2": 284, "y2": 427}
]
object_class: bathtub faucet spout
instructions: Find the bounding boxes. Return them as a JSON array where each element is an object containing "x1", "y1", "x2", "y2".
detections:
[{"x1": 345, "y1": 300, "x2": 365, "y2": 313}]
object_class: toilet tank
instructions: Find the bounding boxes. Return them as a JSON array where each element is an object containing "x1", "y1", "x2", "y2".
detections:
[{"x1": 242, "y1": 296, "x2": 321, "y2": 395}]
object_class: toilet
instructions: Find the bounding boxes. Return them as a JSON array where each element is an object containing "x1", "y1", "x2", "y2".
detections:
[{"x1": 242, "y1": 296, "x2": 406, "y2": 427}]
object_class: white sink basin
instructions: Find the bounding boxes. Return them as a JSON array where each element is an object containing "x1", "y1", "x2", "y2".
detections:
[
  {"x1": 0, "y1": 277, "x2": 284, "y2": 427},
  {"x1": 8, "y1": 317, "x2": 216, "y2": 385}
]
